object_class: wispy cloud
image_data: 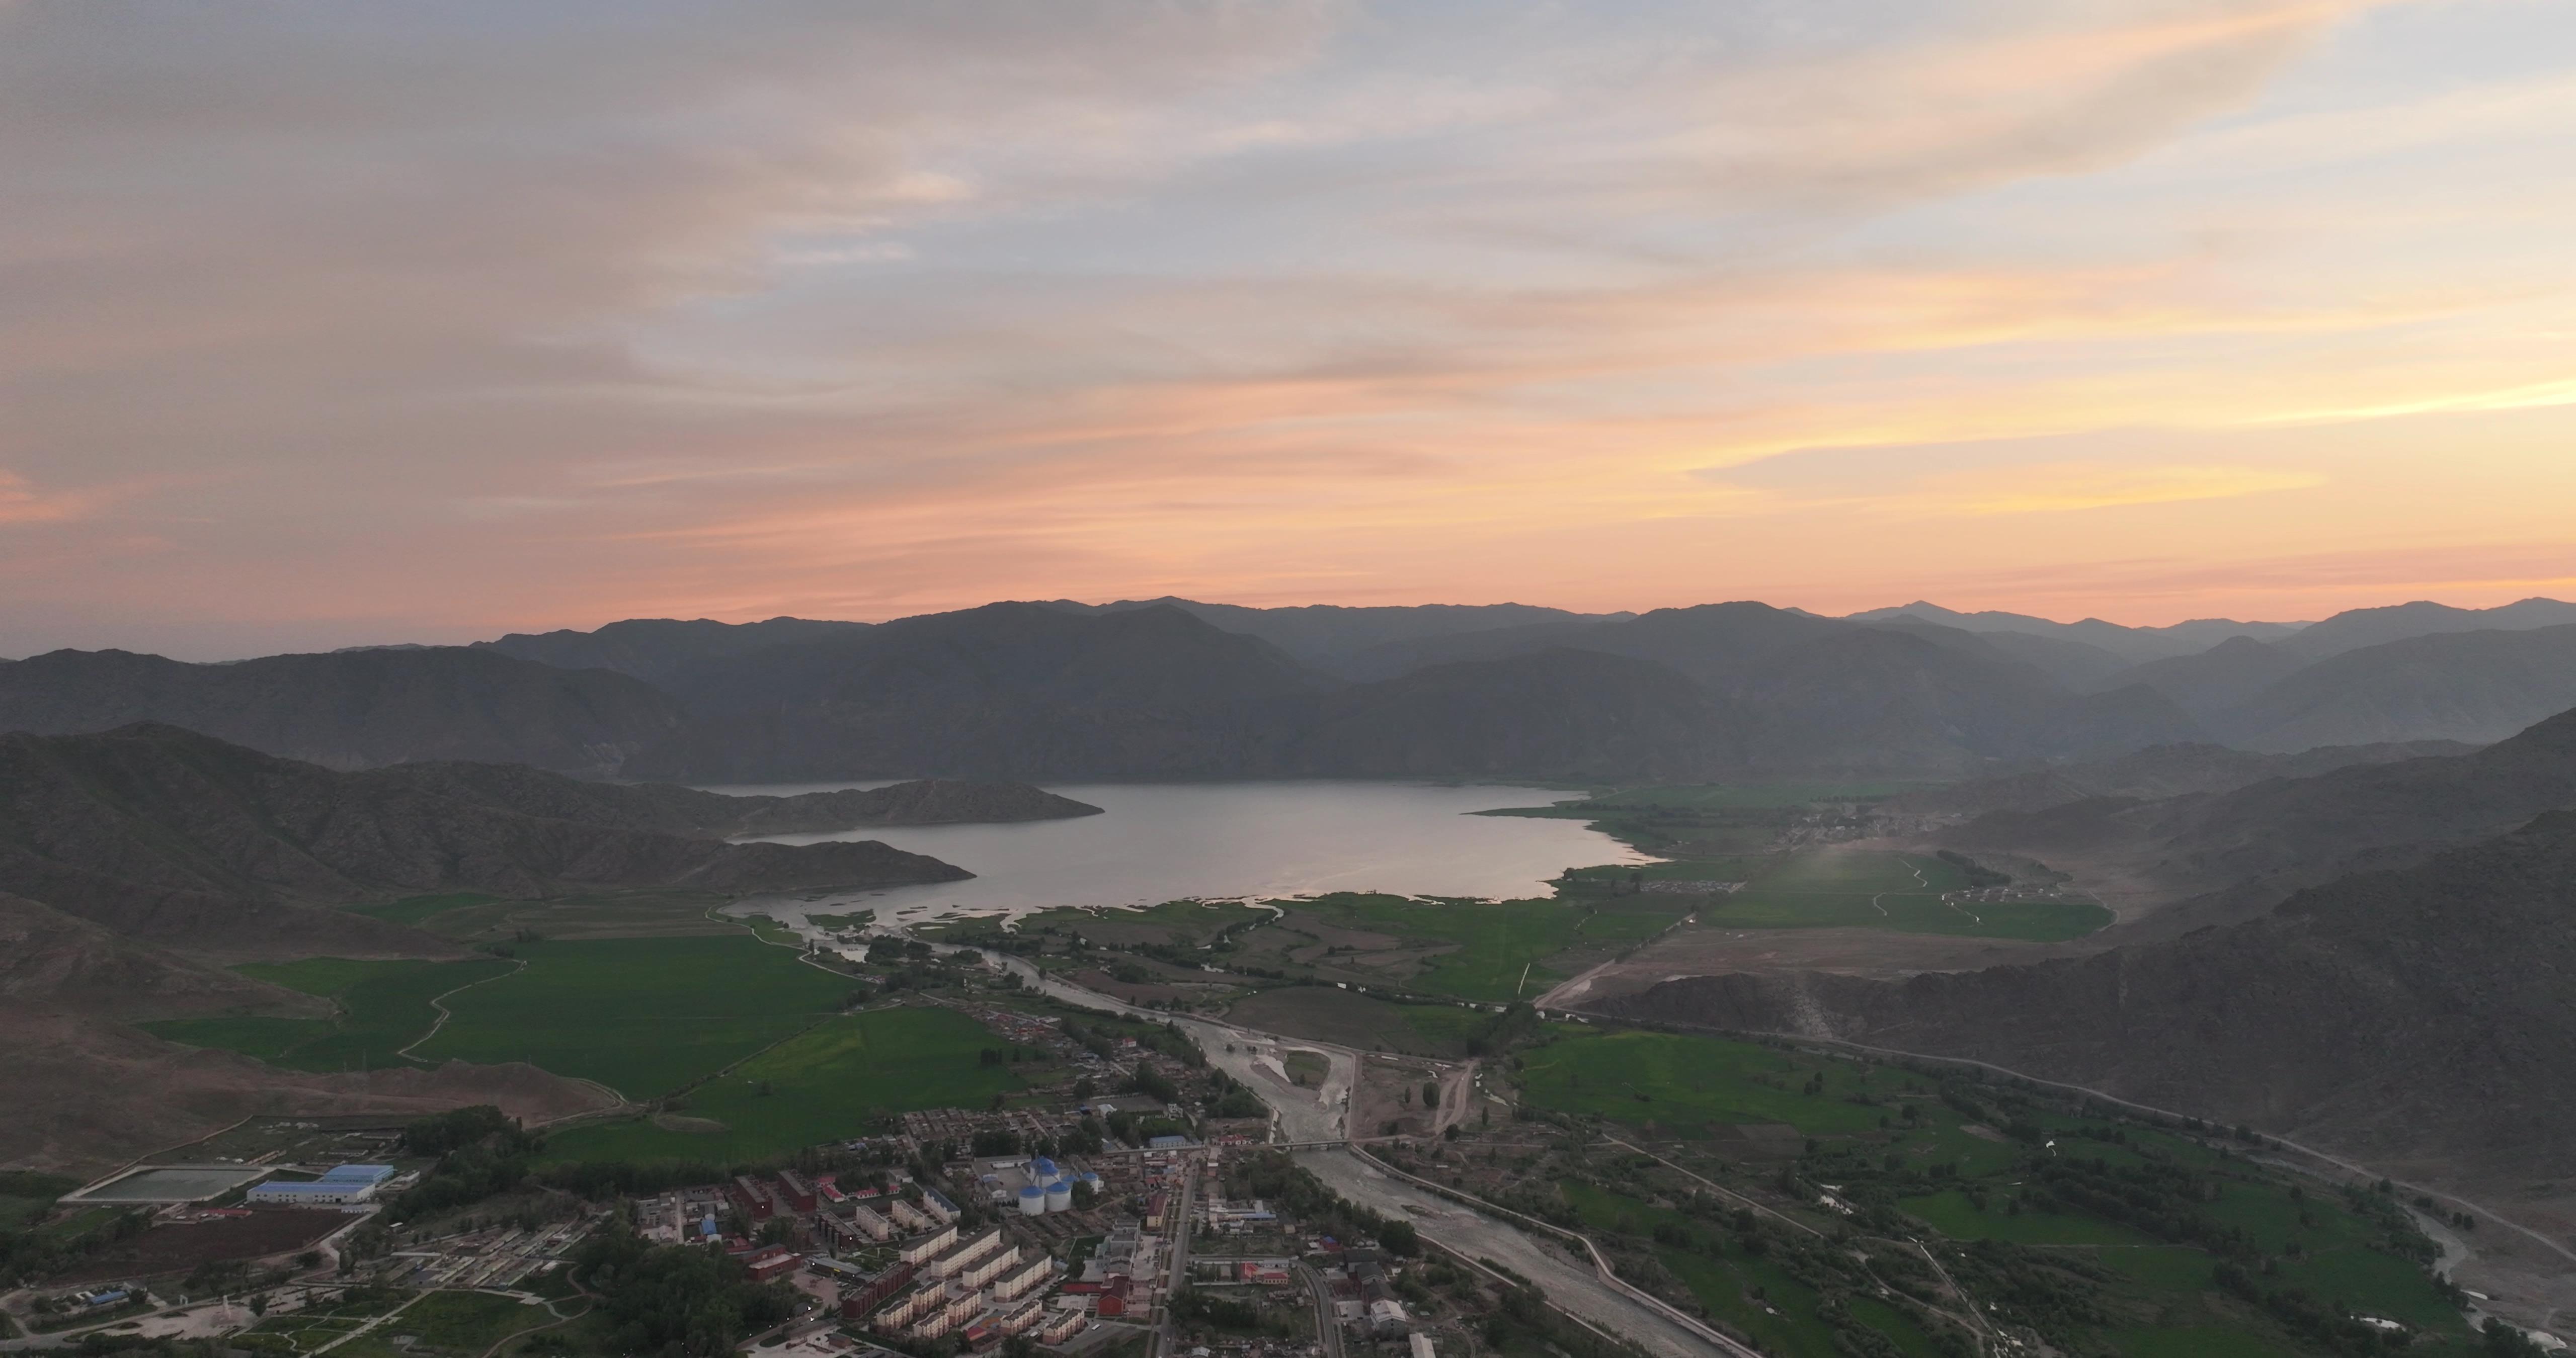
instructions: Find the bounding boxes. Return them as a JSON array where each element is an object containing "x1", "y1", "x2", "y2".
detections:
[{"x1": 0, "y1": 0, "x2": 2569, "y2": 651}]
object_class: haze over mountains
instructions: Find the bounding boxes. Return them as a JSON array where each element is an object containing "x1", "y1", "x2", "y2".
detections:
[{"x1": 6, "y1": 594, "x2": 2574, "y2": 783}]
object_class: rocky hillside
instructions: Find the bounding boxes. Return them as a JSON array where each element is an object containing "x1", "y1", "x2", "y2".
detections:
[
  {"x1": 0, "y1": 645, "x2": 680, "y2": 776},
  {"x1": 1949, "y1": 706, "x2": 2576, "y2": 903},
  {"x1": 2221, "y1": 624, "x2": 2576, "y2": 750},
  {"x1": 0, "y1": 724, "x2": 972, "y2": 955},
  {"x1": 1601, "y1": 808, "x2": 2576, "y2": 1177}
]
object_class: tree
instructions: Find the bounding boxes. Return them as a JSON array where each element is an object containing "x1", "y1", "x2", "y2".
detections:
[{"x1": 1422, "y1": 1081, "x2": 1440, "y2": 1109}]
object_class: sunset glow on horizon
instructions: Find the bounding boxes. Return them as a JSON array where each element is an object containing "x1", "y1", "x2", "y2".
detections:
[{"x1": 5, "y1": 0, "x2": 2574, "y2": 657}]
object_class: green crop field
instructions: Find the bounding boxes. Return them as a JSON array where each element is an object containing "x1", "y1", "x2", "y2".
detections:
[
  {"x1": 344, "y1": 893, "x2": 500, "y2": 929},
  {"x1": 1519, "y1": 1029, "x2": 1905, "y2": 1134},
  {"x1": 1560, "y1": 1180, "x2": 1921, "y2": 1358},
  {"x1": 1695, "y1": 849, "x2": 2111, "y2": 942},
  {"x1": 1523, "y1": 1026, "x2": 2476, "y2": 1356},
  {"x1": 1286, "y1": 893, "x2": 1688, "y2": 1002},
  {"x1": 411, "y1": 936, "x2": 857, "y2": 1097},
  {"x1": 540, "y1": 1006, "x2": 1035, "y2": 1162},
  {"x1": 0, "y1": 1171, "x2": 80, "y2": 1230},
  {"x1": 143, "y1": 957, "x2": 514, "y2": 1072},
  {"x1": 1899, "y1": 1188, "x2": 2163, "y2": 1245},
  {"x1": 1014, "y1": 900, "x2": 1270, "y2": 947}
]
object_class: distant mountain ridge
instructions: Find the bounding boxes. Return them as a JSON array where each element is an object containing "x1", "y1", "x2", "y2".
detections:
[
  {"x1": 9, "y1": 593, "x2": 2570, "y2": 783},
  {"x1": 0, "y1": 645, "x2": 680, "y2": 776},
  {"x1": 1841, "y1": 601, "x2": 2308, "y2": 663},
  {"x1": 474, "y1": 616, "x2": 872, "y2": 689}
]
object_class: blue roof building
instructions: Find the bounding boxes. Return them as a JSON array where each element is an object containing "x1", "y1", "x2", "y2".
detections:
[{"x1": 245, "y1": 1164, "x2": 395, "y2": 1206}]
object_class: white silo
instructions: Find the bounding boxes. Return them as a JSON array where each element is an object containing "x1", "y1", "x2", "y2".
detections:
[{"x1": 1044, "y1": 1179, "x2": 1073, "y2": 1214}]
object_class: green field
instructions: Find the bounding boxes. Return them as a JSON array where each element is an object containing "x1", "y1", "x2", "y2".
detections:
[
  {"x1": 1219, "y1": 987, "x2": 1510, "y2": 1056},
  {"x1": 0, "y1": 1171, "x2": 79, "y2": 1230},
  {"x1": 345, "y1": 893, "x2": 502, "y2": 929},
  {"x1": 1560, "y1": 1180, "x2": 1934, "y2": 1357},
  {"x1": 541, "y1": 1006, "x2": 1034, "y2": 1162},
  {"x1": 1520, "y1": 1029, "x2": 1906, "y2": 1135},
  {"x1": 1286, "y1": 893, "x2": 1689, "y2": 1002},
  {"x1": 1520, "y1": 1027, "x2": 2477, "y2": 1356},
  {"x1": 338, "y1": 1290, "x2": 560, "y2": 1358},
  {"x1": 143, "y1": 957, "x2": 515, "y2": 1072},
  {"x1": 1015, "y1": 900, "x2": 1271, "y2": 946},
  {"x1": 1687, "y1": 849, "x2": 2109, "y2": 941},
  {"x1": 411, "y1": 936, "x2": 857, "y2": 1097},
  {"x1": 1899, "y1": 1188, "x2": 2162, "y2": 1245}
]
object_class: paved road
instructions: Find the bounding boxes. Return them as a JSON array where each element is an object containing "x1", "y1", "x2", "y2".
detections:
[
  {"x1": 1297, "y1": 1149, "x2": 1722, "y2": 1358},
  {"x1": 981, "y1": 952, "x2": 1726, "y2": 1354},
  {"x1": 1153, "y1": 1155, "x2": 1200, "y2": 1358},
  {"x1": 1297, "y1": 1263, "x2": 1346, "y2": 1358}
]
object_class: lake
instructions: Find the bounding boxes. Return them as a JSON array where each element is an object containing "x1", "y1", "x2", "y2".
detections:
[{"x1": 715, "y1": 780, "x2": 1648, "y2": 927}]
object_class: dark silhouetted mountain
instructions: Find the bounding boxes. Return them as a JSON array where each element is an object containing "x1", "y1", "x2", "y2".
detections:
[
  {"x1": 2096, "y1": 634, "x2": 2306, "y2": 717},
  {"x1": 1279, "y1": 648, "x2": 1736, "y2": 781},
  {"x1": 2270, "y1": 596, "x2": 2576, "y2": 662},
  {"x1": 1048, "y1": 598, "x2": 1626, "y2": 677},
  {"x1": 2097, "y1": 599, "x2": 2576, "y2": 732},
  {"x1": 473, "y1": 616, "x2": 870, "y2": 689},
  {"x1": 1894, "y1": 739, "x2": 2474, "y2": 818},
  {"x1": 359, "y1": 761, "x2": 1100, "y2": 836},
  {"x1": 0, "y1": 646, "x2": 679, "y2": 776},
  {"x1": 1601, "y1": 807, "x2": 2576, "y2": 1176},
  {"x1": 1701, "y1": 617, "x2": 2201, "y2": 771},
  {"x1": 1340, "y1": 616, "x2": 1622, "y2": 681},
  {"x1": 1842, "y1": 601, "x2": 2305, "y2": 663},
  {"x1": 627, "y1": 600, "x2": 2203, "y2": 781},
  {"x1": 2219, "y1": 624, "x2": 2576, "y2": 750},
  {"x1": 0, "y1": 724, "x2": 971, "y2": 955},
  {"x1": 631, "y1": 602, "x2": 1332, "y2": 782}
]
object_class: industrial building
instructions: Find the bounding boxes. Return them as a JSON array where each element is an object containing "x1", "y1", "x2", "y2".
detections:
[{"x1": 245, "y1": 1164, "x2": 394, "y2": 1206}]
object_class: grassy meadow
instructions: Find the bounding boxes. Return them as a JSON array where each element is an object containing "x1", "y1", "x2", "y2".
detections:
[
  {"x1": 1285, "y1": 892, "x2": 1690, "y2": 1002},
  {"x1": 412, "y1": 936, "x2": 857, "y2": 1098},
  {"x1": 143, "y1": 957, "x2": 515, "y2": 1072},
  {"x1": 540, "y1": 1006, "x2": 1035, "y2": 1163},
  {"x1": 1519, "y1": 1025, "x2": 2475, "y2": 1356}
]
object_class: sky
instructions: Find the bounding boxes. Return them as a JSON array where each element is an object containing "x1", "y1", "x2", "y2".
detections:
[{"x1": 5, "y1": 0, "x2": 2574, "y2": 659}]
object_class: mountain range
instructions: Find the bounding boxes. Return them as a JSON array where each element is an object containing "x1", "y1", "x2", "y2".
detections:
[
  {"x1": 6, "y1": 595, "x2": 2572, "y2": 783},
  {"x1": 0, "y1": 723, "x2": 1105, "y2": 1168},
  {"x1": 0, "y1": 723, "x2": 1103, "y2": 958}
]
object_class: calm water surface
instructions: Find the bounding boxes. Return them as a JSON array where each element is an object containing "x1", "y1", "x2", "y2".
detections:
[{"x1": 711, "y1": 780, "x2": 1648, "y2": 926}]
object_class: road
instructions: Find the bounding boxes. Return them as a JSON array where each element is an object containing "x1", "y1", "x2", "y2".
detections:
[
  {"x1": 1154, "y1": 1155, "x2": 1200, "y2": 1358},
  {"x1": 1297, "y1": 1263, "x2": 1346, "y2": 1358},
  {"x1": 1297, "y1": 1149, "x2": 1728, "y2": 1358},
  {"x1": 973, "y1": 952, "x2": 1735, "y2": 1353}
]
